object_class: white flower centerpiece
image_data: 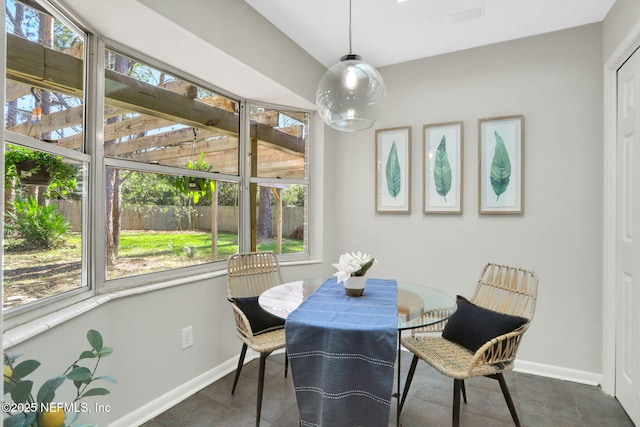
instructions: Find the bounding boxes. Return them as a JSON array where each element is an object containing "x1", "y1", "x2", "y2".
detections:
[{"x1": 333, "y1": 251, "x2": 376, "y2": 297}]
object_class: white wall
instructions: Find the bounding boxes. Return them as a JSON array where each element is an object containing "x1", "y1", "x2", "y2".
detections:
[
  {"x1": 4, "y1": 263, "x2": 329, "y2": 425},
  {"x1": 2, "y1": 1, "x2": 329, "y2": 425},
  {"x1": 327, "y1": 23, "x2": 604, "y2": 377},
  {"x1": 136, "y1": 0, "x2": 324, "y2": 106},
  {"x1": 603, "y1": 0, "x2": 640, "y2": 61},
  {"x1": 2, "y1": 6, "x2": 614, "y2": 426}
]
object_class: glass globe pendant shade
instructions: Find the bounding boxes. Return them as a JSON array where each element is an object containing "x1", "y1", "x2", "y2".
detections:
[{"x1": 316, "y1": 54, "x2": 386, "y2": 132}]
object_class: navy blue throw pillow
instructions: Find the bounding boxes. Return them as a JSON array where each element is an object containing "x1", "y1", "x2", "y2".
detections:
[
  {"x1": 232, "y1": 296, "x2": 285, "y2": 335},
  {"x1": 442, "y1": 295, "x2": 528, "y2": 352}
]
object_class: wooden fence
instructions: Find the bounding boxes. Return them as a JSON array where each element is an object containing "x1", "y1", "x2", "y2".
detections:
[{"x1": 51, "y1": 201, "x2": 303, "y2": 237}]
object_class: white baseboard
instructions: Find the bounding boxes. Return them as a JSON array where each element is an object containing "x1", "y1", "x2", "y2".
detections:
[
  {"x1": 108, "y1": 355, "x2": 242, "y2": 427},
  {"x1": 108, "y1": 348, "x2": 281, "y2": 427},
  {"x1": 108, "y1": 352, "x2": 603, "y2": 426},
  {"x1": 514, "y1": 360, "x2": 603, "y2": 389},
  {"x1": 399, "y1": 347, "x2": 603, "y2": 388}
]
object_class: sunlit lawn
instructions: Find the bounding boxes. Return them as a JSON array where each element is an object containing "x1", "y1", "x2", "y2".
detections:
[
  {"x1": 4, "y1": 230, "x2": 303, "y2": 274},
  {"x1": 4, "y1": 230, "x2": 304, "y2": 305},
  {"x1": 117, "y1": 231, "x2": 303, "y2": 259}
]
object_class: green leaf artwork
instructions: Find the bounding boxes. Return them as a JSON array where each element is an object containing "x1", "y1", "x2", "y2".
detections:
[
  {"x1": 490, "y1": 131, "x2": 511, "y2": 200},
  {"x1": 386, "y1": 142, "x2": 402, "y2": 198},
  {"x1": 434, "y1": 135, "x2": 452, "y2": 201}
]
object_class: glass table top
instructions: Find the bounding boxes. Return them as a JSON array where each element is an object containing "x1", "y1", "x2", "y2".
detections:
[{"x1": 259, "y1": 278, "x2": 457, "y2": 331}]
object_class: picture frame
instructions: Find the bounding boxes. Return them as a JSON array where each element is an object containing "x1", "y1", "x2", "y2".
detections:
[
  {"x1": 423, "y1": 121, "x2": 464, "y2": 214},
  {"x1": 478, "y1": 115, "x2": 524, "y2": 214},
  {"x1": 375, "y1": 126, "x2": 411, "y2": 213}
]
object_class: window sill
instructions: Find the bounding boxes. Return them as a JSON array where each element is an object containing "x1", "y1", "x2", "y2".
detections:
[
  {"x1": 3, "y1": 269, "x2": 227, "y2": 350},
  {"x1": 3, "y1": 257, "x2": 323, "y2": 349}
]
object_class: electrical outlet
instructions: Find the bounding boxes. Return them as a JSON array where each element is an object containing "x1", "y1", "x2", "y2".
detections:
[{"x1": 181, "y1": 326, "x2": 193, "y2": 349}]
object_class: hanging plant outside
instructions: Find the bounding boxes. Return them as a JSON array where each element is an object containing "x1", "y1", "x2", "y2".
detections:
[
  {"x1": 174, "y1": 152, "x2": 216, "y2": 203},
  {"x1": 4, "y1": 144, "x2": 77, "y2": 191}
]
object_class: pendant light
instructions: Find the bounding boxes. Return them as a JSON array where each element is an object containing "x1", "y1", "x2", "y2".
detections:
[{"x1": 316, "y1": 0, "x2": 386, "y2": 132}]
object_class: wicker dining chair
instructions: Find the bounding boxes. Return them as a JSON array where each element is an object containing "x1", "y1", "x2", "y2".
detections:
[
  {"x1": 227, "y1": 251, "x2": 288, "y2": 427},
  {"x1": 399, "y1": 263, "x2": 539, "y2": 427}
]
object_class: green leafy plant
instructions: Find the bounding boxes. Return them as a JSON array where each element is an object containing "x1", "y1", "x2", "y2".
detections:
[
  {"x1": 4, "y1": 145, "x2": 77, "y2": 193},
  {"x1": 6, "y1": 197, "x2": 70, "y2": 250},
  {"x1": 173, "y1": 153, "x2": 216, "y2": 204},
  {"x1": 3, "y1": 330, "x2": 115, "y2": 427},
  {"x1": 182, "y1": 246, "x2": 195, "y2": 259},
  {"x1": 434, "y1": 135, "x2": 452, "y2": 202},
  {"x1": 490, "y1": 131, "x2": 511, "y2": 200},
  {"x1": 168, "y1": 242, "x2": 196, "y2": 260},
  {"x1": 385, "y1": 142, "x2": 401, "y2": 198}
]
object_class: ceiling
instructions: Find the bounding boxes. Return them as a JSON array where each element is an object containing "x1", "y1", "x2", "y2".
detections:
[{"x1": 244, "y1": 0, "x2": 616, "y2": 68}]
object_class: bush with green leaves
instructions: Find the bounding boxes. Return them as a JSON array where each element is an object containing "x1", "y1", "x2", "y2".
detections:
[
  {"x1": 6, "y1": 197, "x2": 70, "y2": 250},
  {"x1": 3, "y1": 330, "x2": 115, "y2": 427}
]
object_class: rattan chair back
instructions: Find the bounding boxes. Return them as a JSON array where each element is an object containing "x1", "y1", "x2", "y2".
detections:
[
  {"x1": 227, "y1": 251, "x2": 284, "y2": 299},
  {"x1": 470, "y1": 263, "x2": 538, "y2": 321},
  {"x1": 226, "y1": 251, "x2": 287, "y2": 427},
  {"x1": 399, "y1": 262, "x2": 540, "y2": 426}
]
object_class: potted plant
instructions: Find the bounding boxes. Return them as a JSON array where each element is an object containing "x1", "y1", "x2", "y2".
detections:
[
  {"x1": 174, "y1": 152, "x2": 216, "y2": 203},
  {"x1": 332, "y1": 251, "x2": 377, "y2": 297},
  {"x1": 4, "y1": 145, "x2": 76, "y2": 187}
]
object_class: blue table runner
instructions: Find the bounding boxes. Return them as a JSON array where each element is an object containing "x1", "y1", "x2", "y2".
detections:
[{"x1": 285, "y1": 277, "x2": 398, "y2": 427}]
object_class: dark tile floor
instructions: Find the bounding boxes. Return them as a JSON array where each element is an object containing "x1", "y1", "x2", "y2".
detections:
[{"x1": 142, "y1": 352, "x2": 634, "y2": 427}]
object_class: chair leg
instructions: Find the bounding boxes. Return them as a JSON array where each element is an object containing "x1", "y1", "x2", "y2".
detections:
[
  {"x1": 489, "y1": 373, "x2": 520, "y2": 427},
  {"x1": 452, "y1": 379, "x2": 462, "y2": 427},
  {"x1": 256, "y1": 352, "x2": 270, "y2": 427},
  {"x1": 284, "y1": 350, "x2": 289, "y2": 378},
  {"x1": 231, "y1": 343, "x2": 248, "y2": 394},
  {"x1": 399, "y1": 355, "x2": 419, "y2": 415},
  {"x1": 461, "y1": 379, "x2": 467, "y2": 404}
]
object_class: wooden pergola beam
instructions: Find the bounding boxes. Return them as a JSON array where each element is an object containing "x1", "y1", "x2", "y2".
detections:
[{"x1": 6, "y1": 33, "x2": 306, "y2": 156}]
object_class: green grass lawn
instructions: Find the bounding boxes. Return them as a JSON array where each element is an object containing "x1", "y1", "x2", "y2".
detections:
[
  {"x1": 117, "y1": 231, "x2": 303, "y2": 259},
  {"x1": 5, "y1": 231, "x2": 304, "y2": 261},
  {"x1": 4, "y1": 230, "x2": 304, "y2": 306}
]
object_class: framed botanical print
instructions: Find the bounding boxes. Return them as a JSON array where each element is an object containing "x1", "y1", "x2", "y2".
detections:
[
  {"x1": 375, "y1": 126, "x2": 411, "y2": 213},
  {"x1": 423, "y1": 121, "x2": 463, "y2": 214},
  {"x1": 478, "y1": 115, "x2": 524, "y2": 214}
]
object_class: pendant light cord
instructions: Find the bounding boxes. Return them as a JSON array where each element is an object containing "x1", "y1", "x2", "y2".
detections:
[
  {"x1": 340, "y1": 0, "x2": 360, "y2": 61},
  {"x1": 348, "y1": 0, "x2": 352, "y2": 55}
]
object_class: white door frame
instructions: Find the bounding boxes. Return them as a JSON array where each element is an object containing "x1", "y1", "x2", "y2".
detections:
[{"x1": 603, "y1": 20, "x2": 640, "y2": 396}]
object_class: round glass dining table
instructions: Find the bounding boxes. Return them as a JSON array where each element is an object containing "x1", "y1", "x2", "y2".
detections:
[
  {"x1": 258, "y1": 278, "x2": 457, "y2": 330},
  {"x1": 259, "y1": 278, "x2": 457, "y2": 425}
]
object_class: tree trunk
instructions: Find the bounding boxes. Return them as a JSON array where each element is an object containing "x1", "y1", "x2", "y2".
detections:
[
  {"x1": 36, "y1": 10, "x2": 53, "y2": 143},
  {"x1": 105, "y1": 168, "x2": 121, "y2": 265},
  {"x1": 4, "y1": 4, "x2": 24, "y2": 214},
  {"x1": 105, "y1": 53, "x2": 130, "y2": 265},
  {"x1": 257, "y1": 187, "x2": 273, "y2": 239}
]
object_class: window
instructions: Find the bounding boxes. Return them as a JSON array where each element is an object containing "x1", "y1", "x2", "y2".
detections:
[
  {"x1": 105, "y1": 168, "x2": 240, "y2": 279},
  {"x1": 2, "y1": 0, "x2": 312, "y2": 318},
  {"x1": 249, "y1": 105, "x2": 309, "y2": 255},
  {"x1": 3, "y1": 0, "x2": 87, "y2": 311},
  {"x1": 103, "y1": 48, "x2": 243, "y2": 280}
]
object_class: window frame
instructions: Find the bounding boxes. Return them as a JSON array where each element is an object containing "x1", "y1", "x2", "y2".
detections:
[
  {"x1": 3, "y1": 0, "x2": 91, "y2": 326},
  {"x1": 97, "y1": 43, "x2": 246, "y2": 290},
  {"x1": 1, "y1": 0, "x2": 315, "y2": 328},
  {"x1": 3, "y1": 131, "x2": 92, "y2": 320},
  {"x1": 243, "y1": 101, "x2": 312, "y2": 261}
]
